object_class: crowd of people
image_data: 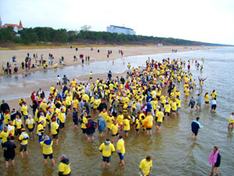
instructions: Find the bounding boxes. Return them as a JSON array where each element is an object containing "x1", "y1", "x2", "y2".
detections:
[{"x1": 0, "y1": 56, "x2": 224, "y2": 175}]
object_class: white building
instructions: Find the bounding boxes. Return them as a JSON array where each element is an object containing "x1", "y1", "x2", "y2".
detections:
[{"x1": 107, "y1": 25, "x2": 135, "y2": 35}]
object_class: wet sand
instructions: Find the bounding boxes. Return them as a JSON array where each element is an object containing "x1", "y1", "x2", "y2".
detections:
[{"x1": 0, "y1": 45, "x2": 216, "y2": 76}]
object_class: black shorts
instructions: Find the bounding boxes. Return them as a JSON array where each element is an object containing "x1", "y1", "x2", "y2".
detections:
[
  {"x1": 205, "y1": 101, "x2": 209, "y2": 104},
  {"x1": 165, "y1": 112, "x2": 170, "y2": 116},
  {"x1": 15, "y1": 129, "x2": 21, "y2": 136},
  {"x1": 146, "y1": 128, "x2": 152, "y2": 130},
  {"x1": 73, "y1": 119, "x2": 78, "y2": 125},
  {"x1": 211, "y1": 104, "x2": 217, "y2": 110},
  {"x1": 82, "y1": 129, "x2": 87, "y2": 134},
  {"x1": 156, "y1": 122, "x2": 162, "y2": 126},
  {"x1": 43, "y1": 154, "x2": 53, "y2": 159},
  {"x1": 20, "y1": 145, "x2": 28, "y2": 152},
  {"x1": 52, "y1": 134, "x2": 59, "y2": 139},
  {"x1": 112, "y1": 132, "x2": 119, "y2": 137},
  {"x1": 28, "y1": 128, "x2": 34, "y2": 132},
  {"x1": 60, "y1": 123, "x2": 65, "y2": 129}
]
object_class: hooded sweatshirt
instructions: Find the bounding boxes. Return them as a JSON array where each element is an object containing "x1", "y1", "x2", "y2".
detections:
[{"x1": 58, "y1": 158, "x2": 71, "y2": 176}]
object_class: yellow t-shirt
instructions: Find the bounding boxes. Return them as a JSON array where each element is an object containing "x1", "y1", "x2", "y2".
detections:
[
  {"x1": 139, "y1": 159, "x2": 153, "y2": 175},
  {"x1": 21, "y1": 105, "x2": 28, "y2": 116},
  {"x1": 116, "y1": 139, "x2": 125, "y2": 154},
  {"x1": 58, "y1": 162, "x2": 71, "y2": 175},
  {"x1": 205, "y1": 94, "x2": 209, "y2": 102},
  {"x1": 51, "y1": 122, "x2": 59, "y2": 135},
  {"x1": 37, "y1": 124, "x2": 44, "y2": 134},
  {"x1": 157, "y1": 111, "x2": 164, "y2": 122},
  {"x1": 73, "y1": 99, "x2": 79, "y2": 109},
  {"x1": 0, "y1": 131, "x2": 9, "y2": 143},
  {"x1": 81, "y1": 116, "x2": 87, "y2": 129},
  {"x1": 117, "y1": 114, "x2": 124, "y2": 125},
  {"x1": 135, "y1": 119, "x2": 140, "y2": 129},
  {"x1": 26, "y1": 118, "x2": 35, "y2": 129},
  {"x1": 3, "y1": 114, "x2": 10, "y2": 125},
  {"x1": 106, "y1": 116, "x2": 114, "y2": 129},
  {"x1": 123, "y1": 119, "x2": 130, "y2": 131},
  {"x1": 145, "y1": 115, "x2": 153, "y2": 128},
  {"x1": 40, "y1": 140, "x2": 53, "y2": 155},
  {"x1": 110, "y1": 123, "x2": 119, "y2": 135},
  {"x1": 99, "y1": 143, "x2": 115, "y2": 157},
  {"x1": 19, "y1": 132, "x2": 29, "y2": 145}
]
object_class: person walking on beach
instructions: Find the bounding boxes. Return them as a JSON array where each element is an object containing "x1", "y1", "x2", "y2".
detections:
[
  {"x1": 191, "y1": 117, "x2": 203, "y2": 140},
  {"x1": 139, "y1": 155, "x2": 153, "y2": 176},
  {"x1": 209, "y1": 146, "x2": 221, "y2": 176},
  {"x1": 58, "y1": 154, "x2": 71, "y2": 176},
  {"x1": 108, "y1": 70, "x2": 112, "y2": 81},
  {"x1": 62, "y1": 75, "x2": 69, "y2": 85},
  {"x1": 99, "y1": 138, "x2": 115, "y2": 168},
  {"x1": 57, "y1": 75, "x2": 62, "y2": 86}
]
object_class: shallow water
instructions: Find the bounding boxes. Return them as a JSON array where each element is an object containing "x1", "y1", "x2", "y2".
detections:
[{"x1": 1, "y1": 47, "x2": 234, "y2": 175}]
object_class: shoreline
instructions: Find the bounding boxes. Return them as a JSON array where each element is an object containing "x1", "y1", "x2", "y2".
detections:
[
  {"x1": 0, "y1": 45, "x2": 219, "y2": 76},
  {"x1": 1, "y1": 45, "x2": 218, "y2": 110}
]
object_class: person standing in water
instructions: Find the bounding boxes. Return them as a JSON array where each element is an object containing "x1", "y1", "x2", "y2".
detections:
[
  {"x1": 209, "y1": 146, "x2": 221, "y2": 176},
  {"x1": 139, "y1": 155, "x2": 153, "y2": 176},
  {"x1": 228, "y1": 112, "x2": 234, "y2": 131},
  {"x1": 191, "y1": 117, "x2": 203, "y2": 140}
]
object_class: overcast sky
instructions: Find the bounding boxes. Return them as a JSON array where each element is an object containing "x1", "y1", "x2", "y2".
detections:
[{"x1": 1, "y1": 0, "x2": 234, "y2": 45}]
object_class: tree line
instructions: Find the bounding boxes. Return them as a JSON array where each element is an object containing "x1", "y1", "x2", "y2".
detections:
[{"x1": 0, "y1": 26, "x2": 225, "y2": 46}]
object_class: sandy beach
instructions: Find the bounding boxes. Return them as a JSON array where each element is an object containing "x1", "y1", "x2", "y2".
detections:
[{"x1": 0, "y1": 45, "x2": 217, "y2": 76}]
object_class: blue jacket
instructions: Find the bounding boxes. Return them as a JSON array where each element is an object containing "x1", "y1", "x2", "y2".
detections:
[{"x1": 97, "y1": 117, "x2": 106, "y2": 131}]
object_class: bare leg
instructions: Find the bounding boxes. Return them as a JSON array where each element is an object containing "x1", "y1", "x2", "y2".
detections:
[
  {"x1": 211, "y1": 165, "x2": 214, "y2": 176},
  {"x1": 11, "y1": 160, "x2": 14, "y2": 167},
  {"x1": 5, "y1": 161, "x2": 8, "y2": 169},
  {"x1": 51, "y1": 158, "x2": 55, "y2": 166},
  {"x1": 107, "y1": 162, "x2": 110, "y2": 167},
  {"x1": 191, "y1": 133, "x2": 194, "y2": 138},
  {"x1": 102, "y1": 161, "x2": 106, "y2": 167},
  {"x1": 20, "y1": 152, "x2": 24, "y2": 158},
  {"x1": 214, "y1": 167, "x2": 219, "y2": 175},
  {"x1": 121, "y1": 160, "x2": 125, "y2": 167},
  {"x1": 44, "y1": 159, "x2": 47, "y2": 165}
]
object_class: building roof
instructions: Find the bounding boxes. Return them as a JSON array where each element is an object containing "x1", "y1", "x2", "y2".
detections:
[
  {"x1": 110, "y1": 25, "x2": 134, "y2": 31},
  {"x1": 19, "y1": 20, "x2": 23, "y2": 29},
  {"x1": 4, "y1": 23, "x2": 19, "y2": 28}
]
